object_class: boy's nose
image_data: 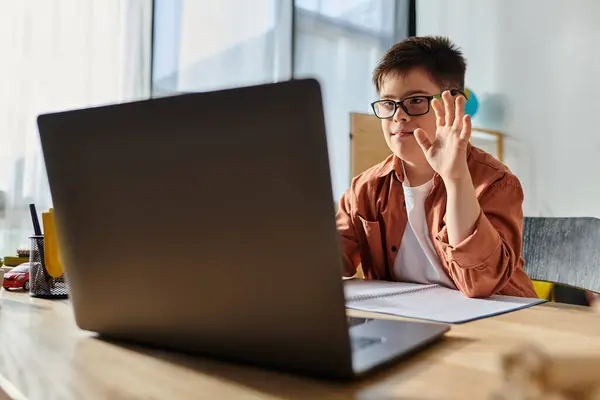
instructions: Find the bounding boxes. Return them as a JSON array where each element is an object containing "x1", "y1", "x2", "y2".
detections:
[{"x1": 393, "y1": 106, "x2": 410, "y2": 122}]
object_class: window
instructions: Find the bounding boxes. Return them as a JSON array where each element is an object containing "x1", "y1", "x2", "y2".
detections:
[
  {"x1": 294, "y1": 0, "x2": 406, "y2": 198},
  {"x1": 11, "y1": 264, "x2": 30, "y2": 274},
  {"x1": 152, "y1": 0, "x2": 409, "y2": 200},
  {"x1": 0, "y1": 1, "x2": 409, "y2": 256},
  {"x1": 0, "y1": 1, "x2": 151, "y2": 255},
  {"x1": 152, "y1": 0, "x2": 292, "y2": 96}
]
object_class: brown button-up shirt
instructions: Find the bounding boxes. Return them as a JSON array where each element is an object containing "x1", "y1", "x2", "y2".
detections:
[{"x1": 336, "y1": 145, "x2": 537, "y2": 298}]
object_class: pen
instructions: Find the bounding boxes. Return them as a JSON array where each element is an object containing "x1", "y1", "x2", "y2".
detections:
[{"x1": 29, "y1": 203, "x2": 45, "y2": 270}]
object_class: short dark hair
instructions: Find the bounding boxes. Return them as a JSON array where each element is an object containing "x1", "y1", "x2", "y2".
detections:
[{"x1": 372, "y1": 36, "x2": 466, "y2": 93}]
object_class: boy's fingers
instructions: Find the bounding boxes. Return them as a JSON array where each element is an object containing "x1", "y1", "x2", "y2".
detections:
[
  {"x1": 414, "y1": 128, "x2": 433, "y2": 152},
  {"x1": 431, "y1": 98, "x2": 445, "y2": 128},
  {"x1": 443, "y1": 91, "x2": 454, "y2": 126},
  {"x1": 454, "y1": 95, "x2": 466, "y2": 134},
  {"x1": 460, "y1": 114, "x2": 471, "y2": 141}
]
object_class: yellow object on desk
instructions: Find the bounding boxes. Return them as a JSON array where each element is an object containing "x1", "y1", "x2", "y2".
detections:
[
  {"x1": 532, "y1": 280, "x2": 554, "y2": 301},
  {"x1": 42, "y1": 208, "x2": 64, "y2": 278},
  {"x1": 2, "y1": 256, "x2": 30, "y2": 267}
]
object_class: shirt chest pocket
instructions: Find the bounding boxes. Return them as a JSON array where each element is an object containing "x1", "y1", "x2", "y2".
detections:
[{"x1": 356, "y1": 216, "x2": 387, "y2": 279}]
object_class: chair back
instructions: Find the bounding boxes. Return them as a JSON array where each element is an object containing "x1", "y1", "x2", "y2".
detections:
[{"x1": 522, "y1": 216, "x2": 600, "y2": 293}]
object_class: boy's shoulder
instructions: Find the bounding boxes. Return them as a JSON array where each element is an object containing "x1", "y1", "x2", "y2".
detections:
[
  {"x1": 467, "y1": 145, "x2": 522, "y2": 190},
  {"x1": 349, "y1": 154, "x2": 396, "y2": 192}
]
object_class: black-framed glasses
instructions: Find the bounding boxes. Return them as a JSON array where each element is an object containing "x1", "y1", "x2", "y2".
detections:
[{"x1": 370, "y1": 89, "x2": 467, "y2": 119}]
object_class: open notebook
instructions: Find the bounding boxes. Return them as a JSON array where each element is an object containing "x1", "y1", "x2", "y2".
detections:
[{"x1": 344, "y1": 279, "x2": 546, "y2": 324}]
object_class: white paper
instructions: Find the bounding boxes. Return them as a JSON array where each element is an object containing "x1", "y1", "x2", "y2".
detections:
[
  {"x1": 344, "y1": 280, "x2": 545, "y2": 324},
  {"x1": 344, "y1": 279, "x2": 437, "y2": 302}
]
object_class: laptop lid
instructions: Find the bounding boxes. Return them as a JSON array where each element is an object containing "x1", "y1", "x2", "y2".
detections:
[{"x1": 37, "y1": 79, "x2": 355, "y2": 378}]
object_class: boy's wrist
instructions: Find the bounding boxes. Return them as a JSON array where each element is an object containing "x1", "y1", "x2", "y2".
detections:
[{"x1": 442, "y1": 170, "x2": 473, "y2": 189}]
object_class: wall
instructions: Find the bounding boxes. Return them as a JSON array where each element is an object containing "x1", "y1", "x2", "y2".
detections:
[{"x1": 417, "y1": 0, "x2": 600, "y2": 217}]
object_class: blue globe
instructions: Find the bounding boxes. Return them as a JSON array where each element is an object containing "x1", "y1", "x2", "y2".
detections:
[{"x1": 464, "y1": 88, "x2": 479, "y2": 117}]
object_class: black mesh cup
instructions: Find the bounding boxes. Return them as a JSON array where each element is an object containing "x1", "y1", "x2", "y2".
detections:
[{"x1": 28, "y1": 235, "x2": 68, "y2": 299}]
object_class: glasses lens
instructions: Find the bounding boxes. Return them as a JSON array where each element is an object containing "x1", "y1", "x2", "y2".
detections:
[
  {"x1": 373, "y1": 100, "x2": 395, "y2": 118},
  {"x1": 403, "y1": 96, "x2": 429, "y2": 116}
]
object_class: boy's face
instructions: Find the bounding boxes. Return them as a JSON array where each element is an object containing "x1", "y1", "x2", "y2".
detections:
[{"x1": 377, "y1": 67, "x2": 440, "y2": 164}]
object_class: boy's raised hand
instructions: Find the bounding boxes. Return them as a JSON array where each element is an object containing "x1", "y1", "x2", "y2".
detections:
[{"x1": 414, "y1": 91, "x2": 471, "y2": 182}]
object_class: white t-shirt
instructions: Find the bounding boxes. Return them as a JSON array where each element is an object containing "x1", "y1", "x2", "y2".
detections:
[{"x1": 393, "y1": 179, "x2": 456, "y2": 288}]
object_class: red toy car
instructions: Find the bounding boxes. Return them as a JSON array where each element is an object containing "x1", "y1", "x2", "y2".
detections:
[{"x1": 2, "y1": 263, "x2": 30, "y2": 291}]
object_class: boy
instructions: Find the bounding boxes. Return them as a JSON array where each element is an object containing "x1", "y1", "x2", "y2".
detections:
[{"x1": 336, "y1": 36, "x2": 537, "y2": 298}]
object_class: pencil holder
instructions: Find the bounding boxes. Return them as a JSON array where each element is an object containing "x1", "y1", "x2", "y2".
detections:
[{"x1": 28, "y1": 235, "x2": 68, "y2": 299}]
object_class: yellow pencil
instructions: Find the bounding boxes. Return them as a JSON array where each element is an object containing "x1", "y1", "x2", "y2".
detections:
[{"x1": 42, "y1": 208, "x2": 64, "y2": 278}]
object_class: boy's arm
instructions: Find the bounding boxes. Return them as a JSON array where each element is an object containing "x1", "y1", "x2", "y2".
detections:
[
  {"x1": 336, "y1": 190, "x2": 361, "y2": 277},
  {"x1": 438, "y1": 172, "x2": 532, "y2": 298},
  {"x1": 414, "y1": 92, "x2": 534, "y2": 298},
  {"x1": 444, "y1": 174, "x2": 481, "y2": 247}
]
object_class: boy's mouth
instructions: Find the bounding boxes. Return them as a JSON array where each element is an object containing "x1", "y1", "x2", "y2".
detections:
[{"x1": 392, "y1": 130, "x2": 414, "y2": 137}]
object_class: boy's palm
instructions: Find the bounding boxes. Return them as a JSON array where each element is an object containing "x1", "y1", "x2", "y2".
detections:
[{"x1": 414, "y1": 91, "x2": 471, "y2": 181}]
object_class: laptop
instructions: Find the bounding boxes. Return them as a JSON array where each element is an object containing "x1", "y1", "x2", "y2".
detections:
[{"x1": 36, "y1": 78, "x2": 449, "y2": 380}]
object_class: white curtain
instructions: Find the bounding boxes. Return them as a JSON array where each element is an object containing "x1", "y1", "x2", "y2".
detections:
[{"x1": 0, "y1": 0, "x2": 152, "y2": 255}]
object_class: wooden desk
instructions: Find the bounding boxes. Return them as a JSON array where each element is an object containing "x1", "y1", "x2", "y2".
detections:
[{"x1": 0, "y1": 290, "x2": 599, "y2": 400}]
